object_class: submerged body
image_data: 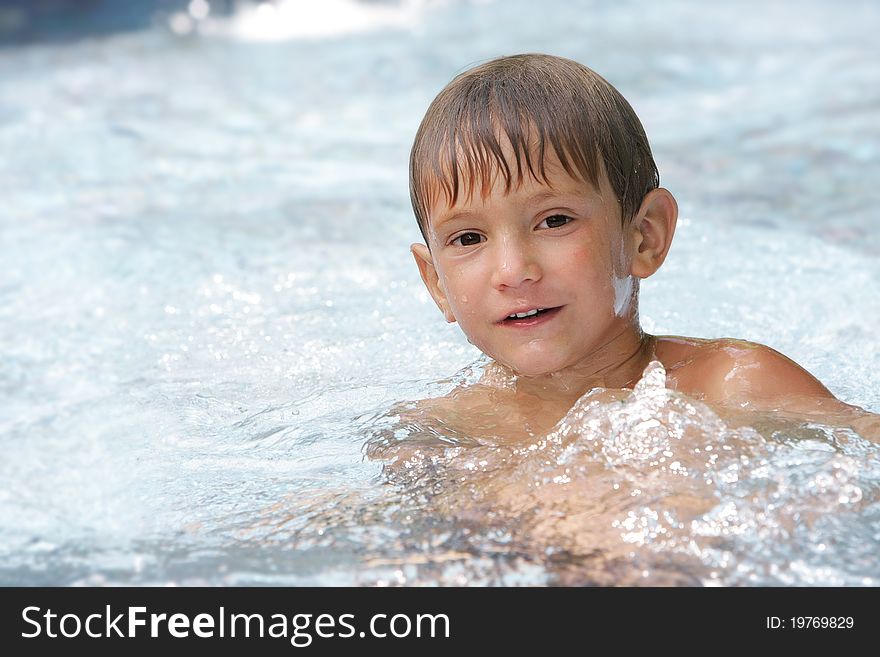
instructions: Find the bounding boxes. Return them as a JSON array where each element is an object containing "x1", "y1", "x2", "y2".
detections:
[
  {"x1": 367, "y1": 338, "x2": 877, "y2": 584},
  {"x1": 366, "y1": 352, "x2": 878, "y2": 586}
]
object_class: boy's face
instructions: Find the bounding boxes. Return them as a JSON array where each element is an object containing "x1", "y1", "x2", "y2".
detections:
[{"x1": 412, "y1": 149, "x2": 640, "y2": 377}]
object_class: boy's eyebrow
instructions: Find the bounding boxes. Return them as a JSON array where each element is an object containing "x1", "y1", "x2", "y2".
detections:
[
  {"x1": 524, "y1": 190, "x2": 567, "y2": 205},
  {"x1": 432, "y1": 190, "x2": 579, "y2": 229}
]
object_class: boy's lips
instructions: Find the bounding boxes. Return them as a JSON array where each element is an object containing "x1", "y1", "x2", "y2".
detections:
[{"x1": 496, "y1": 305, "x2": 563, "y2": 327}]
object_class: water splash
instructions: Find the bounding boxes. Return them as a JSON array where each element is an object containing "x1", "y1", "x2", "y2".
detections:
[{"x1": 364, "y1": 359, "x2": 880, "y2": 585}]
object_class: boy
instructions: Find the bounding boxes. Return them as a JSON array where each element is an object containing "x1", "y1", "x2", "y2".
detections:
[{"x1": 405, "y1": 53, "x2": 877, "y2": 443}]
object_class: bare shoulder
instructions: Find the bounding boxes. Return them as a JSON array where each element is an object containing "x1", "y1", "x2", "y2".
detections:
[
  {"x1": 408, "y1": 384, "x2": 494, "y2": 416},
  {"x1": 396, "y1": 384, "x2": 500, "y2": 434},
  {"x1": 654, "y1": 336, "x2": 835, "y2": 409},
  {"x1": 398, "y1": 381, "x2": 573, "y2": 444}
]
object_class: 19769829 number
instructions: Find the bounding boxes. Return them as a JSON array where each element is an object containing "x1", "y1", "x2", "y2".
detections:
[{"x1": 766, "y1": 617, "x2": 854, "y2": 629}]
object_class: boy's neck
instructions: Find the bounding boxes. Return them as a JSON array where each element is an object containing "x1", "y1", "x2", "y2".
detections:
[{"x1": 489, "y1": 326, "x2": 656, "y2": 404}]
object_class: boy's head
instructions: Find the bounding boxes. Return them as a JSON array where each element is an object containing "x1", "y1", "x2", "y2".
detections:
[
  {"x1": 409, "y1": 54, "x2": 677, "y2": 377},
  {"x1": 410, "y1": 53, "x2": 659, "y2": 245}
]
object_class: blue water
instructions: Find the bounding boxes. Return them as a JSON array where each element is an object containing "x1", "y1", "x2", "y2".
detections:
[{"x1": 1, "y1": 0, "x2": 878, "y2": 585}]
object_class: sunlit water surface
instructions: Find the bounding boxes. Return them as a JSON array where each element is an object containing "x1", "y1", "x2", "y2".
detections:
[{"x1": 1, "y1": 0, "x2": 879, "y2": 585}]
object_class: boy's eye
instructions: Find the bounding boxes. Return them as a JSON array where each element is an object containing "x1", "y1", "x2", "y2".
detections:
[
  {"x1": 451, "y1": 232, "x2": 484, "y2": 247},
  {"x1": 540, "y1": 214, "x2": 573, "y2": 229}
]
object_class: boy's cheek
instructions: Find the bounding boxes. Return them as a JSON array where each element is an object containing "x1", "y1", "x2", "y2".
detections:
[{"x1": 439, "y1": 269, "x2": 472, "y2": 304}]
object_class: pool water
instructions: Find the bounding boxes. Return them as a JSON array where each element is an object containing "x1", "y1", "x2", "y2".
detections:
[{"x1": 1, "y1": 0, "x2": 878, "y2": 585}]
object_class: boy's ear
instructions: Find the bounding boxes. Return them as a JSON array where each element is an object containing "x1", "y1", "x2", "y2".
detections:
[
  {"x1": 629, "y1": 188, "x2": 678, "y2": 279},
  {"x1": 411, "y1": 243, "x2": 456, "y2": 323}
]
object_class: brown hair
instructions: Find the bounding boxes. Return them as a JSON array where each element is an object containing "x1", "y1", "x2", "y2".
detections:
[{"x1": 409, "y1": 53, "x2": 659, "y2": 244}]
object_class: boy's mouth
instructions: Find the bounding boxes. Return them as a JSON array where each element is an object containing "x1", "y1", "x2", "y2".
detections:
[{"x1": 498, "y1": 306, "x2": 562, "y2": 325}]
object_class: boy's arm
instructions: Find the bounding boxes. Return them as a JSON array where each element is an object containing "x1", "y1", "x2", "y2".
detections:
[{"x1": 701, "y1": 341, "x2": 880, "y2": 442}]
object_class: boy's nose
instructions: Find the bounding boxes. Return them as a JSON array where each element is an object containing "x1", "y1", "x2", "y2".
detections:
[{"x1": 490, "y1": 238, "x2": 542, "y2": 289}]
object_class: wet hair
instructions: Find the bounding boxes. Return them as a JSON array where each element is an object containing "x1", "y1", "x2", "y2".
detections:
[{"x1": 409, "y1": 53, "x2": 659, "y2": 245}]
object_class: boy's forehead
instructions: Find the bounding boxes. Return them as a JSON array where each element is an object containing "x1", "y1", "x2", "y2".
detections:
[{"x1": 424, "y1": 150, "x2": 610, "y2": 221}]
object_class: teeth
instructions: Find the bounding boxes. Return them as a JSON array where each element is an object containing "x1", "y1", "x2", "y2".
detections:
[{"x1": 508, "y1": 308, "x2": 543, "y2": 319}]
